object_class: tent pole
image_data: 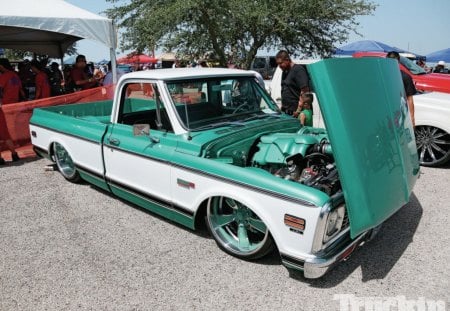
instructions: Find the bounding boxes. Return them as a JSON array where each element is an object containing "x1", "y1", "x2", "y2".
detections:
[
  {"x1": 59, "y1": 44, "x2": 65, "y2": 86},
  {"x1": 110, "y1": 23, "x2": 118, "y2": 84},
  {"x1": 110, "y1": 48, "x2": 117, "y2": 84}
]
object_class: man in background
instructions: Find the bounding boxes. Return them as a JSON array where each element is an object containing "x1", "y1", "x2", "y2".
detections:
[
  {"x1": 386, "y1": 51, "x2": 416, "y2": 126},
  {"x1": 0, "y1": 58, "x2": 23, "y2": 164},
  {"x1": 30, "y1": 60, "x2": 51, "y2": 99},
  {"x1": 275, "y1": 50, "x2": 310, "y2": 116},
  {"x1": 48, "y1": 62, "x2": 64, "y2": 96},
  {"x1": 69, "y1": 55, "x2": 99, "y2": 91}
]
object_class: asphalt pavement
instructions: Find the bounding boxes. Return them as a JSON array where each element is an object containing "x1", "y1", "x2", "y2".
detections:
[{"x1": 1, "y1": 158, "x2": 449, "y2": 311}]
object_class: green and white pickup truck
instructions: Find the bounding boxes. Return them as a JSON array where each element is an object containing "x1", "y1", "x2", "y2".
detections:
[{"x1": 30, "y1": 59, "x2": 419, "y2": 278}]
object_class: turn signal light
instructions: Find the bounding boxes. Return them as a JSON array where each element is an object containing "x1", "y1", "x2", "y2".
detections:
[{"x1": 284, "y1": 214, "x2": 305, "y2": 231}]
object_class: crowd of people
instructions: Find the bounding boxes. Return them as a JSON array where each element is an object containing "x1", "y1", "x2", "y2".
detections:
[
  {"x1": 1, "y1": 50, "x2": 449, "y2": 164},
  {"x1": 0, "y1": 54, "x2": 106, "y2": 164},
  {"x1": 416, "y1": 59, "x2": 449, "y2": 74}
]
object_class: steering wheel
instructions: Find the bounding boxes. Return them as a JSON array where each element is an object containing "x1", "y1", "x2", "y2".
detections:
[{"x1": 232, "y1": 103, "x2": 250, "y2": 114}]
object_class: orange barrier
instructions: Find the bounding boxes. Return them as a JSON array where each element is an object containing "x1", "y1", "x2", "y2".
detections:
[
  {"x1": 1, "y1": 85, "x2": 115, "y2": 154},
  {"x1": 0, "y1": 145, "x2": 36, "y2": 161}
]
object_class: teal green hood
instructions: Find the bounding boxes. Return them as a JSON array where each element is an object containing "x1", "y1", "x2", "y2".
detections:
[{"x1": 308, "y1": 58, "x2": 419, "y2": 238}]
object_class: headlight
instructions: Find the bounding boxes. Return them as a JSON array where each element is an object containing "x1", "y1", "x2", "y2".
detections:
[{"x1": 323, "y1": 204, "x2": 346, "y2": 243}]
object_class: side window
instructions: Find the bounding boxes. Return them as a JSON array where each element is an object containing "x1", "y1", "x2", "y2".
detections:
[
  {"x1": 118, "y1": 82, "x2": 173, "y2": 132},
  {"x1": 122, "y1": 83, "x2": 155, "y2": 113}
]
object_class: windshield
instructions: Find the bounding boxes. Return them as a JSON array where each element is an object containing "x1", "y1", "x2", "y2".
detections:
[
  {"x1": 166, "y1": 76, "x2": 280, "y2": 130},
  {"x1": 399, "y1": 56, "x2": 426, "y2": 75}
]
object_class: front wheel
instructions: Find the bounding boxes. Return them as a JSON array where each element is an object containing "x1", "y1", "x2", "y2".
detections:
[
  {"x1": 415, "y1": 126, "x2": 450, "y2": 167},
  {"x1": 53, "y1": 142, "x2": 81, "y2": 182},
  {"x1": 206, "y1": 196, "x2": 274, "y2": 260}
]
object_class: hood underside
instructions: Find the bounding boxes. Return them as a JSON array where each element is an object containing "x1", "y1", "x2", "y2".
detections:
[{"x1": 308, "y1": 58, "x2": 420, "y2": 237}]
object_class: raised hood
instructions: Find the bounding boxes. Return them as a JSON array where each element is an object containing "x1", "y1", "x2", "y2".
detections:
[{"x1": 308, "y1": 58, "x2": 420, "y2": 237}]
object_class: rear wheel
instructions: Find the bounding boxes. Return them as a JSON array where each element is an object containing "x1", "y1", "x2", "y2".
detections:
[
  {"x1": 206, "y1": 196, "x2": 274, "y2": 260},
  {"x1": 415, "y1": 126, "x2": 450, "y2": 167},
  {"x1": 53, "y1": 142, "x2": 81, "y2": 182}
]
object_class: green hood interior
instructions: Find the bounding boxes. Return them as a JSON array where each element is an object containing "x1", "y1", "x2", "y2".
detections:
[{"x1": 308, "y1": 58, "x2": 419, "y2": 237}]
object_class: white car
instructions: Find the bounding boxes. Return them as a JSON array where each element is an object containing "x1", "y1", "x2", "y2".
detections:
[
  {"x1": 413, "y1": 91, "x2": 450, "y2": 166},
  {"x1": 270, "y1": 62, "x2": 450, "y2": 167}
]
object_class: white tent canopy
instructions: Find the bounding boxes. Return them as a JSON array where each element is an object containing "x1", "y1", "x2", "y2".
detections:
[
  {"x1": 0, "y1": 0, "x2": 116, "y2": 58},
  {"x1": 0, "y1": 0, "x2": 118, "y2": 83}
]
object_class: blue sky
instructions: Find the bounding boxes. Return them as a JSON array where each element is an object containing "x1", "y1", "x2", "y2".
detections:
[{"x1": 66, "y1": 0, "x2": 450, "y2": 62}]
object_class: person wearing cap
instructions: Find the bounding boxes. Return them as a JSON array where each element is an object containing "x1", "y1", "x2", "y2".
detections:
[
  {"x1": 433, "y1": 61, "x2": 448, "y2": 74},
  {"x1": 69, "y1": 55, "x2": 99, "y2": 91},
  {"x1": 386, "y1": 51, "x2": 416, "y2": 127}
]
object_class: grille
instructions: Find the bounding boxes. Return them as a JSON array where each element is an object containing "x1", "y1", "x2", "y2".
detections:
[{"x1": 341, "y1": 208, "x2": 350, "y2": 230}]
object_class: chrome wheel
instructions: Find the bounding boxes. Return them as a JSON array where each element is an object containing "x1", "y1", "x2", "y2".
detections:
[
  {"x1": 53, "y1": 142, "x2": 81, "y2": 182},
  {"x1": 415, "y1": 126, "x2": 450, "y2": 167},
  {"x1": 206, "y1": 196, "x2": 274, "y2": 260}
]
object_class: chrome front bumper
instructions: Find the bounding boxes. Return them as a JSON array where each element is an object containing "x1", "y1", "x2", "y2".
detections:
[{"x1": 281, "y1": 231, "x2": 370, "y2": 279}]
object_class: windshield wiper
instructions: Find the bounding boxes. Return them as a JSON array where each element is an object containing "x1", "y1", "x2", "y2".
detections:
[
  {"x1": 192, "y1": 121, "x2": 246, "y2": 131},
  {"x1": 243, "y1": 113, "x2": 282, "y2": 122}
]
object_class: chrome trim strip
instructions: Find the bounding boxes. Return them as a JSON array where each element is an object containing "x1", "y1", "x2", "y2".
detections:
[
  {"x1": 33, "y1": 125, "x2": 317, "y2": 207},
  {"x1": 104, "y1": 144, "x2": 317, "y2": 207},
  {"x1": 171, "y1": 162, "x2": 317, "y2": 207},
  {"x1": 30, "y1": 123, "x2": 101, "y2": 145},
  {"x1": 108, "y1": 177, "x2": 195, "y2": 218},
  {"x1": 74, "y1": 162, "x2": 194, "y2": 218},
  {"x1": 75, "y1": 163, "x2": 104, "y2": 181}
]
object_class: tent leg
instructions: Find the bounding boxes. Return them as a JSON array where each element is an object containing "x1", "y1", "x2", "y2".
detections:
[{"x1": 110, "y1": 48, "x2": 117, "y2": 84}]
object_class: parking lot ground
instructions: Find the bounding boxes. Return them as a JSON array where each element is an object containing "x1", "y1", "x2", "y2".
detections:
[{"x1": 1, "y1": 158, "x2": 449, "y2": 311}]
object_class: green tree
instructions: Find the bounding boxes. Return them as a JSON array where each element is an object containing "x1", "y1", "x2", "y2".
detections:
[{"x1": 106, "y1": 0, "x2": 376, "y2": 68}]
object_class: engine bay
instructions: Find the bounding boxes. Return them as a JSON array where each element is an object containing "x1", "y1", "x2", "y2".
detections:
[{"x1": 250, "y1": 127, "x2": 341, "y2": 196}]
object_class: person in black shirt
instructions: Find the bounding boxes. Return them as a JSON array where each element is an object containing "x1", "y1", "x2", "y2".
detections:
[
  {"x1": 275, "y1": 50, "x2": 310, "y2": 115},
  {"x1": 386, "y1": 51, "x2": 416, "y2": 126},
  {"x1": 49, "y1": 62, "x2": 64, "y2": 96}
]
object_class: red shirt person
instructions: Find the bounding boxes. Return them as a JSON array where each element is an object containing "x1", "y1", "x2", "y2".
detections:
[
  {"x1": 70, "y1": 55, "x2": 98, "y2": 90},
  {"x1": 30, "y1": 60, "x2": 51, "y2": 99},
  {"x1": 0, "y1": 58, "x2": 24, "y2": 104},
  {"x1": 0, "y1": 58, "x2": 22, "y2": 164}
]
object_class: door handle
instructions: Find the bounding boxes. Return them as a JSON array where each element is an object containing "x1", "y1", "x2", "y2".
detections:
[{"x1": 109, "y1": 137, "x2": 120, "y2": 146}]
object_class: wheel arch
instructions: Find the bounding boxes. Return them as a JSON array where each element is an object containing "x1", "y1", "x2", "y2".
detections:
[
  {"x1": 415, "y1": 120, "x2": 450, "y2": 135},
  {"x1": 47, "y1": 138, "x2": 77, "y2": 163},
  {"x1": 192, "y1": 189, "x2": 279, "y2": 245},
  {"x1": 47, "y1": 141, "x2": 56, "y2": 161}
]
